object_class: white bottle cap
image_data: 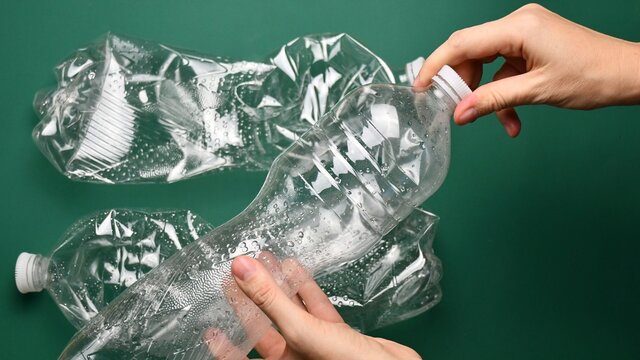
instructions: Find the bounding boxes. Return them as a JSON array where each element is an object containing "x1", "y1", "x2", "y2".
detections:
[
  {"x1": 15, "y1": 252, "x2": 44, "y2": 294},
  {"x1": 432, "y1": 65, "x2": 472, "y2": 104}
]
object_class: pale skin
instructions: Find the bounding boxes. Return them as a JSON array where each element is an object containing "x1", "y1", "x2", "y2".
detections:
[
  {"x1": 210, "y1": 255, "x2": 422, "y2": 360},
  {"x1": 415, "y1": 3, "x2": 640, "y2": 137},
  {"x1": 215, "y1": 4, "x2": 640, "y2": 359}
]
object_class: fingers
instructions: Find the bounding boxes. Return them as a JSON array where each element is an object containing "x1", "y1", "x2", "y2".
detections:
[
  {"x1": 231, "y1": 256, "x2": 312, "y2": 343},
  {"x1": 453, "y1": 70, "x2": 540, "y2": 128},
  {"x1": 226, "y1": 251, "x2": 288, "y2": 359},
  {"x1": 495, "y1": 108, "x2": 521, "y2": 137},
  {"x1": 254, "y1": 327, "x2": 286, "y2": 359},
  {"x1": 491, "y1": 60, "x2": 524, "y2": 137},
  {"x1": 203, "y1": 328, "x2": 249, "y2": 360},
  {"x1": 414, "y1": 17, "x2": 522, "y2": 87},
  {"x1": 372, "y1": 337, "x2": 422, "y2": 360},
  {"x1": 294, "y1": 274, "x2": 343, "y2": 323},
  {"x1": 223, "y1": 256, "x2": 274, "y2": 334},
  {"x1": 451, "y1": 60, "x2": 484, "y2": 89}
]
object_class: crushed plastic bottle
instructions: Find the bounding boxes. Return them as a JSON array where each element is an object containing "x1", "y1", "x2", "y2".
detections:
[
  {"x1": 14, "y1": 209, "x2": 214, "y2": 329},
  {"x1": 318, "y1": 207, "x2": 441, "y2": 331},
  {"x1": 33, "y1": 33, "x2": 424, "y2": 184},
  {"x1": 58, "y1": 66, "x2": 470, "y2": 360},
  {"x1": 16, "y1": 208, "x2": 440, "y2": 332}
]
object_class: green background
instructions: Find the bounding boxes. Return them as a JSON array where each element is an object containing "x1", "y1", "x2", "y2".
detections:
[{"x1": 2, "y1": 0, "x2": 639, "y2": 358}]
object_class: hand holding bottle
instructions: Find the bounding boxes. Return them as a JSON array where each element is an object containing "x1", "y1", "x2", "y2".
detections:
[
  {"x1": 211, "y1": 256, "x2": 421, "y2": 360},
  {"x1": 415, "y1": 3, "x2": 640, "y2": 137}
]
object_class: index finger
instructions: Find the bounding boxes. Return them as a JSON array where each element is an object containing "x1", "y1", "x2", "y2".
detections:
[
  {"x1": 414, "y1": 18, "x2": 522, "y2": 87},
  {"x1": 281, "y1": 259, "x2": 344, "y2": 323}
]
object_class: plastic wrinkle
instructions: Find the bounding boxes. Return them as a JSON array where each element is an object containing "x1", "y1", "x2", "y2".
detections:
[{"x1": 33, "y1": 33, "x2": 401, "y2": 184}]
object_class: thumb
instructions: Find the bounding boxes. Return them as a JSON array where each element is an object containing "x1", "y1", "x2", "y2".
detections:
[
  {"x1": 454, "y1": 71, "x2": 541, "y2": 124},
  {"x1": 231, "y1": 256, "x2": 313, "y2": 344}
]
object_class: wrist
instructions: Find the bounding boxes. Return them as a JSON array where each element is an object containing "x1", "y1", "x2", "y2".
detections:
[
  {"x1": 631, "y1": 42, "x2": 640, "y2": 104},
  {"x1": 615, "y1": 41, "x2": 640, "y2": 105}
]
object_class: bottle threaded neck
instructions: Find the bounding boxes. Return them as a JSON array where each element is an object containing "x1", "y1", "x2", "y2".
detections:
[{"x1": 431, "y1": 65, "x2": 472, "y2": 105}]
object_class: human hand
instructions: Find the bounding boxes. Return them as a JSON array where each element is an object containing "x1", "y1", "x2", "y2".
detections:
[
  {"x1": 415, "y1": 3, "x2": 640, "y2": 137},
  {"x1": 214, "y1": 255, "x2": 421, "y2": 360}
]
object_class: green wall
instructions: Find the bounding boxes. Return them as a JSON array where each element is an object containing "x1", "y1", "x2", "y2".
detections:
[{"x1": 1, "y1": 1, "x2": 638, "y2": 358}]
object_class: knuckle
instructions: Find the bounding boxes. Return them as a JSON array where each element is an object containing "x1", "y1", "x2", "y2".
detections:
[
  {"x1": 447, "y1": 30, "x2": 466, "y2": 48},
  {"x1": 483, "y1": 90, "x2": 509, "y2": 113},
  {"x1": 251, "y1": 283, "x2": 277, "y2": 309},
  {"x1": 517, "y1": 3, "x2": 545, "y2": 14},
  {"x1": 526, "y1": 72, "x2": 549, "y2": 104},
  {"x1": 514, "y1": 4, "x2": 546, "y2": 30}
]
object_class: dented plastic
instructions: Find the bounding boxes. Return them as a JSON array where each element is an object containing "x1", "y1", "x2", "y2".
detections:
[
  {"x1": 33, "y1": 33, "x2": 421, "y2": 184},
  {"x1": 58, "y1": 65, "x2": 470, "y2": 359},
  {"x1": 16, "y1": 208, "x2": 440, "y2": 332}
]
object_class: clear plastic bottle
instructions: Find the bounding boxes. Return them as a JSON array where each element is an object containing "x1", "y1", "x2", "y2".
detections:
[
  {"x1": 14, "y1": 209, "x2": 214, "y2": 329},
  {"x1": 318, "y1": 207, "x2": 442, "y2": 331},
  {"x1": 33, "y1": 33, "x2": 424, "y2": 184},
  {"x1": 58, "y1": 66, "x2": 470, "y2": 360},
  {"x1": 16, "y1": 207, "x2": 440, "y2": 332}
]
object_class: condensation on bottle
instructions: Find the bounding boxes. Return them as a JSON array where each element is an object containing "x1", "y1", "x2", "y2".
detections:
[
  {"x1": 16, "y1": 207, "x2": 441, "y2": 332},
  {"x1": 55, "y1": 65, "x2": 470, "y2": 360},
  {"x1": 14, "y1": 209, "x2": 213, "y2": 329},
  {"x1": 32, "y1": 33, "x2": 423, "y2": 184}
]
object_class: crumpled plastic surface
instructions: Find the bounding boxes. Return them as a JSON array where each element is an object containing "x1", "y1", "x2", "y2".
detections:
[
  {"x1": 318, "y1": 208, "x2": 441, "y2": 331},
  {"x1": 45, "y1": 209, "x2": 214, "y2": 329},
  {"x1": 57, "y1": 76, "x2": 454, "y2": 359},
  {"x1": 45, "y1": 208, "x2": 440, "y2": 333},
  {"x1": 33, "y1": 33, "x2": 415, "y2": 184}
]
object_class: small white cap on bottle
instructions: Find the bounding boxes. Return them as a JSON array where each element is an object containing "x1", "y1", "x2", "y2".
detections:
[
  {"x1": 15, "y1": 252, "x2": 44, "y2": 294},
  {"x1": 432, "y1": 65, "x2": 472, "y2": 104}
]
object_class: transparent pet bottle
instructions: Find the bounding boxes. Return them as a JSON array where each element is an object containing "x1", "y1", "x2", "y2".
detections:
[
  {"x1": 14, "y1": 209, "x2": 213, "y2": 329},
  {"x1": 58, "y1": 65, "x2": 470, "y2": 360},
  {"x1": 32, "y1": 33, "x2": 424, "y2": 184},
  {"x1": 16, "y1": 207, "x2": 440, "y2": 332}
]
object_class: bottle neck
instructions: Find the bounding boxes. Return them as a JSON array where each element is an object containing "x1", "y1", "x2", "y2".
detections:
[
  {"x1": 29, "y1": 255, "x2": 49, "y2": 292},
  {"x1": 429, "y1": 80, "x2": 460, "y2": 114}
]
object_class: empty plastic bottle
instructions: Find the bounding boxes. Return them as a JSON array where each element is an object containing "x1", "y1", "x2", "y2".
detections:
[
  {"x1": 33, "y1": 33, "x2": 424, "y2": 184},
  {"x1": 59, "y1": 65, "x2": 470, "y2": 360},
  {"x1": 318, "y1": 207, "x2": 441, "y2": 331},
  {"x1": 16, "y1": 207, "x2": 440, "y2": 332},
  {"x1": 15, "y1": 209, "x2": 213, "y2": 329}
]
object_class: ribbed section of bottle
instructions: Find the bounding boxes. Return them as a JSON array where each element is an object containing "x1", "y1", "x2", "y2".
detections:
[
  {"x1": 57, "y1": 83, "x2": 451, "y2": 360},
  {"x1": 251, "y1": 85, "x2": 449, "y2": 275}
]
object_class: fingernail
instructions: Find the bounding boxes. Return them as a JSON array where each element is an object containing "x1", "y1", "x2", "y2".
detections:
[
  {"x1": 458, "y1": 107, "x2": 478, "y2": 124},
  {"x1": 232, "y1": 256, "x2": 257, "y2": 281}
]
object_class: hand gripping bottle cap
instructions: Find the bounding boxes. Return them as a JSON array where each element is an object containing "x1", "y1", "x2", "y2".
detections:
[
  {"x1": 15, "y1": 252, "x2": 45, "y2": 293},
  {"x1": 432, "y1": 65, "x2": 473, "y2": 104}
]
